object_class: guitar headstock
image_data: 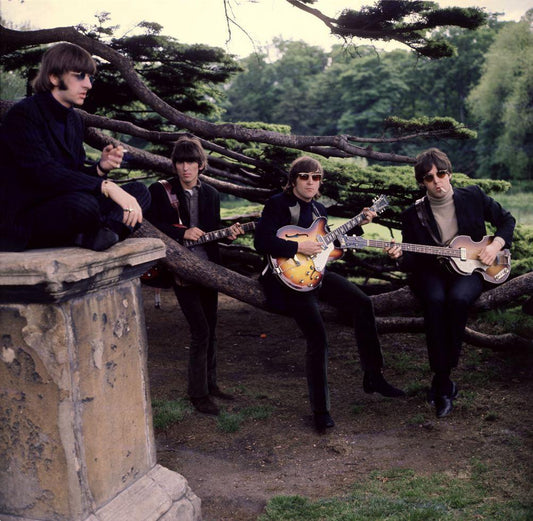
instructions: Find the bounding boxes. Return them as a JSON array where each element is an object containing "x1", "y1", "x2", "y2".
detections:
[
  {"x1": 371, "y1": 194, "x2": 390, "y2": 214},
  {"x1": 339, "y1": 235, "x2": 366, "y2": 250}
]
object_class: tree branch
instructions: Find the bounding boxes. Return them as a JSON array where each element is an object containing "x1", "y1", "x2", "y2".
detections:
[{"x1": 0, "y1": 25, "x2": 414, "y2": 163}]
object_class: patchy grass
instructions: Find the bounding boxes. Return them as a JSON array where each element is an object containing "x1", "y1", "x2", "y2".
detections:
[
  {"x1": 217, "y1": 405, "x2": 274, "y2": 433},
  {"x1": 152, "y1": 398, "x2": 191, "y2": 429},
  {"x1": 259, "y1": 467, "x2": 532, "y2": 521}
]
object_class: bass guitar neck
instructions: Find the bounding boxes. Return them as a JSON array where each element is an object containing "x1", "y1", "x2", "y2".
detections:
[{"x1": 340, "y1": 234, "x2": 511, "y2": 284}]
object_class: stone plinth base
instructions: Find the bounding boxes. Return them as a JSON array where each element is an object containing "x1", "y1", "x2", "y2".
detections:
[
  {"x1": 1, "y1": 465, "x2": 200, "y2": 521},
  {"x1": 0, "y1": 239, "x2": 201, "y2": 521}
]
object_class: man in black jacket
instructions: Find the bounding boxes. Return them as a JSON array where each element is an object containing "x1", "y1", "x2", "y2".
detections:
[
  {"x1": 387, "y1": 148, "x2": 515, "y2": 418},
  {"x1": 0, "y1": 42, "x2": 150, "y2": 252},
  {"x1": 254, "y1": 155, "x2": 404, "y2": 434},
  {"x1": 146, "y1": 136, "x2": 243, "y2": 415}
]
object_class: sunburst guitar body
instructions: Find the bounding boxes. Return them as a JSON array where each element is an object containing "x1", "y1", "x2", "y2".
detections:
[
  {"x1": 268, "y1": 217, "x2": 342, "y2": 291},
  {"x1": 268, "y1": 195, "x2": 389, "y2": 292}
]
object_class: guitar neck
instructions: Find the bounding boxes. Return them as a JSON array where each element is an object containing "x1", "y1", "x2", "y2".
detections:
[
  {"x1": 321, "y1": 211, "x2": 368, "y2": 247},
  {"x1": 356, "y1": 238, "x2": 460, "y2": 258},
  {"x1": 321, "y1": 196, "x2": 389, "y2": 247},
  {"x1": 184, "y1": 221, "x2": 255, "y2": 247}
]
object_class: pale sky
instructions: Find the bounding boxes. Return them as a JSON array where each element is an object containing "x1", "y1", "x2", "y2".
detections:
[{"x1": 1, "y1": 0, "x2": 530, "y2": 58}]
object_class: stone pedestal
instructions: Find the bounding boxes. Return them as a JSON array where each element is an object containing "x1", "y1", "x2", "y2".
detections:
[{"x1": 0, "y1": 239, "x2": 201, "y2": 521}]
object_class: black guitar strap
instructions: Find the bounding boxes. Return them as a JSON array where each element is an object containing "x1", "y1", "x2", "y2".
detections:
[{"x1": 415, "y1": 196, "x2": 442, "y2": 245}]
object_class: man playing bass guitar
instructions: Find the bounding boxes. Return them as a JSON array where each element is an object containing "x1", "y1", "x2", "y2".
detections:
[
  {"x1": 386, "y1": 148, "x2": 515, "y2": 419},
  {"x1": 255, "y1": 156, "x2": 405, "y2": 434}
]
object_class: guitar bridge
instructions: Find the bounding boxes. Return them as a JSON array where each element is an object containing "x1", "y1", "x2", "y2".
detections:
[{"x1": 494, "y1": 267, "x2": 510, "y2": 281}]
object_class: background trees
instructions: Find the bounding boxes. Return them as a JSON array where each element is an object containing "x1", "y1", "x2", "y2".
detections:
[
  {"x1": 468, "y1": 10, "x2": 533, "y2": 181},
  {"x1": 223, "y1": 17, "x2": 513, "y2": 177}
]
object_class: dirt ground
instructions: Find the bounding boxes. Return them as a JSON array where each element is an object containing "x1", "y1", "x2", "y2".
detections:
[{"x1": 142, "y1": 285, "x2": 532, "y2": 521}]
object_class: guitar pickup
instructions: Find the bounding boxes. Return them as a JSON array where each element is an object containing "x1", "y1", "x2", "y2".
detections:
[{"x1": 459, "y1": 248, "x2": 467, "y2": 261}]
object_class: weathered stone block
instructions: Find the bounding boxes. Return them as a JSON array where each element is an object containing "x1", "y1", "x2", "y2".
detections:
[{"x1": 0, "y1": 239, "x2": 201, "y2": 521}]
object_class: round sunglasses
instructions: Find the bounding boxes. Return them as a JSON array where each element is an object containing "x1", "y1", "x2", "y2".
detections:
[
  {"x1": 296, "y1": 173, "x2": 322, "y2": 181},
  {"x1": 423, "y1": 169, "x2": 449, "y2": 183}
]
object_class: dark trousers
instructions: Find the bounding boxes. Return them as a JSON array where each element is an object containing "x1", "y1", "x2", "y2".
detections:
[
  {"x1": 173, "y1": 283, "x2": 219, "y2": 399},
  {"x1": 26, "y1": 181, "x2": 150, "y2": 248},
  {"x1": 410, "y1": 268, "x2": 484, "y2": 374},
  {"x1": 282, "y1": 271, "x2": 384, "y2": 414}
]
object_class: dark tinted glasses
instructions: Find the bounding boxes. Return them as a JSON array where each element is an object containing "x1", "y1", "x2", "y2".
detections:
[
  {"x1": 423, "y1": 169, "x2": 448, "y2": 183},
  {"x1": 70, "y1": 71, "x2": 96, "y2": 84},
  {"x1": 297, "y1": 173, "x2": 322, "y2": 182}
]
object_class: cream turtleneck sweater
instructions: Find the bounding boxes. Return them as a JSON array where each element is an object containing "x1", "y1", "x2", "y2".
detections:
[{"x1": 427, "y1": 189, "x2": 458, "y2": 246}]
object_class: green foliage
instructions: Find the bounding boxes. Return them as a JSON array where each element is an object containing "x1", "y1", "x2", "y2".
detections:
[
  {"x1": 385, "y1": 116, "x2": 476, "y2": 140},
  {"x1": 476, "y1": 306, "x2": 533, "y2": 340},
  {"x1": 0, "y1": 69, "x2": 26, "y2": 100},
  {"x1": 151, "y1": 399, "x2": 191, "y2": 429},
  {"x1": 507, "y1": 225, "x2": 533, "y2": 276},
  {"x1": 217, "y1": 405, "x2": 274, "y2": 433},
  {"x1": 86, "y1": 34, "x2": 242, "y2": 125},
  {"x1": 334, "y1": 1, "x2": 487, "y2": 59},
  {"x1": 223, "y1": 19, "x2": 510, "y2": 177},
  {"x1": 259, "y1": 467, "x2": 531, "y2": 521},
  {"x1": 467, "y1": 12, "x2": 533, "y2": 180}
]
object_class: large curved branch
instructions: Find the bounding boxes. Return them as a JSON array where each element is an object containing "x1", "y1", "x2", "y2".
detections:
[
  {"x1": 372, "y1": 272, "x2": 533, "y2": 315},
  {"x1": 132, "y1": 220, "x2": 267, "y2": 307},
  {"x1": 285, "y1": 0, "x2": 486, "y2": 57},
  {"x1": 0, "y1": 25, "x2": 413, "y2": 163},
  {"x1": 375, "y1": 317, "x2": 531, "y2": 351},
  {"x1": 84, "y1": 126, "x2": 276, "y2": 202}
]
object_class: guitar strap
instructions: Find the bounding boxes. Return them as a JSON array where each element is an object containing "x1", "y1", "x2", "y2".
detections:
[
  {"x1": 288, "y1": 200, "x2": 322, "y2": 225},
  {"x1": 156, "y1": 179, "x2": 190, "y2": 287},
  {"x1": 159, "y1": 179, "x2": 183, "y2": 225},
  {"x1": 415, "y1": 196, "x2": 442, "y2": 246}
]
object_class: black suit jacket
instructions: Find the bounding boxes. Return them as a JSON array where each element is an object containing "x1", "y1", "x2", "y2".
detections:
[
  {"x1": 0, "y1": 92, "x2": 102, "y2": 250},
  {"x1": 146, "y1": 177, "x2": 222, "y2": 263},
  {"x1": 400, "y1": 185, "x2": 516, "y2": 275}
]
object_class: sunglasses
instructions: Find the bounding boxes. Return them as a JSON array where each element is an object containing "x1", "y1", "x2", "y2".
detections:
[
  {"x1": 70, "y1": 71, "x2": 96, "y2": 84},
  {"x1": 297, "y1": 172, "x2": 322, "y2": 182},
  {"x1": 423, "y1": 169, "x2": 449, "y2": 183}
]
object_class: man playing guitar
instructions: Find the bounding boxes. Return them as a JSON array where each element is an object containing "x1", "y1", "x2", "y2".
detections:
[
  {"x1": 386, "y1": 148, "x2": 515, "y2": 419},
  {"x1": 255, "y1": 156, "x2": 405, "y2": 434},
  {"x1": 146, "y1": 136, "x2": 244, "y2": 416}
]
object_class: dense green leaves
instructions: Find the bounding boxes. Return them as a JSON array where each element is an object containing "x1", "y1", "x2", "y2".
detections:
[
  {"x1": 468, "y1": 10, "x2": 533, "y2": 180},
  {"x1": 222, "y1": 15, "x2": 528, "y2": 179}
]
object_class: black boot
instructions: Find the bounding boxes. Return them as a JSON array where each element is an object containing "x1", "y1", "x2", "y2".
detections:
[
  {"x1": 209, "y1": 386, "x2": 235, "y2": 400},
  {"x1": 74, "y1": 227, "x2": 119, "y2": 251},
  {"x1": 190, "y1": 396, "x2": 220, "y2": 415},
  {"x1": 313, "y1": 412, "x2": 335, "y2": 433},
  {"x1": 363, "y1": 370, "x2": 405, "y2": 398}
]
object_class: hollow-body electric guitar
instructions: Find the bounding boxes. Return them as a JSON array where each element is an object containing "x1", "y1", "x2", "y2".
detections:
[
  {"x1": 339, "y1": 234, "x2": 511, "y2": 284},
  {"x1": 269, "y1": 195, "x2": 389, "y2": 291},
  {"x1": 183, "y1": 221, "x2": 256, "y2": 247}
]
